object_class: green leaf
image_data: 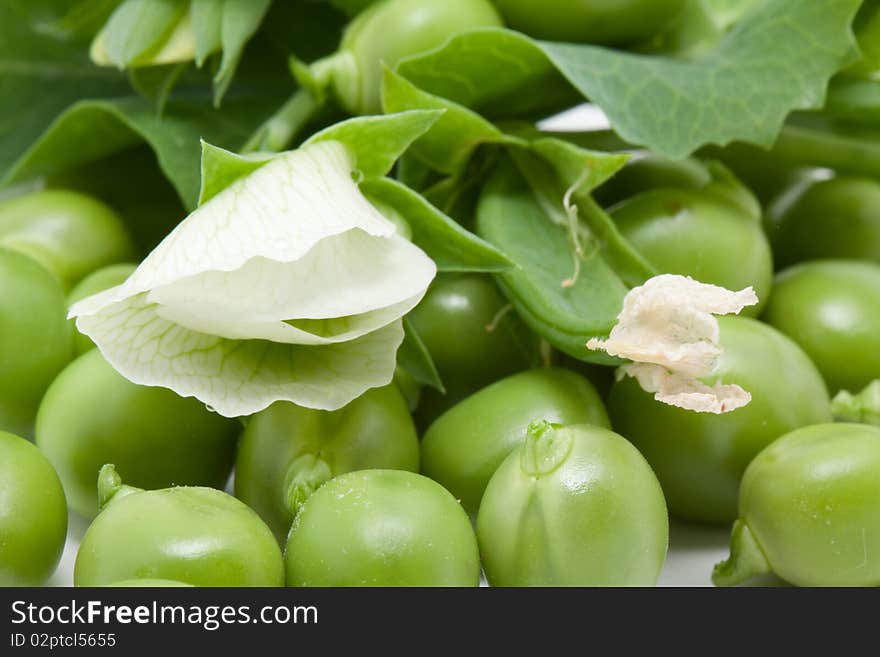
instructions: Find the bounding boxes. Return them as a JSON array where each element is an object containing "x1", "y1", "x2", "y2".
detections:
[
  {"x1": 95, "y1": 0, "x2": 185, "y2": 68},
  {"x1": 396, "y1": 27, "x2": 577, "y2": 120},
  {"x1": 128, "y1": 62, "x2": 187, "y2": 114},
  {"x1": 477, "y1": 158, "x2": 652, "y2": 364},
  {"x1": 198, "y1": 141, "x2": 273, "y2": 206},
  {"x1": 191, "y1": 0, "x2": 222, "y2": 66},
  {"x1": 304, "y1": 109, "x2": 444, "y2": 179},
  {"x1": 361, "y1": 177, "x2": 512, "y2": 273},
  {"x1": 398, "y1": 318, "x2": 444, "y2": 393},
  {"x1": 382, "y1": 67, "x2": 525, "y2": 175},
  {"x1": 398, "y1": 1, "x2": 861, "y2": 158},
  {"x1": 213, "y1": 0, "x2": 272, "y2": 106}
]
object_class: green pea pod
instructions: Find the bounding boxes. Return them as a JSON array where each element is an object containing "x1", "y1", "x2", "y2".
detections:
[
  {"x1": 36, "y1": 349, "x2": 240, "y2": 519},
  {"x1": 714, "y1": 423, "x2": 880, "y2": 587},
  {"x1": 476, "y1": 157, "x2": 652, "y2": 363},
  {"x1": 421, "y1": 367, "x2": 610, "y2": 515},
  {"x1": 0, "y1": 431, "x2": 67, "y2": 586},
  {"x1": 832, "y1": 380, "x2": 880, "y2": 427},
  {"x1": 75, "y1": 465, "x2": 284, "y2": 587},
  {"x1": 285, "y1": 469, "x2": 480, "y2": 586},
  {"x1": 234, "y1": 385, "x2": 420, "y2": 543},
  {"x1": 477, "y1": 421, "x2": 668, "y2": 586}
]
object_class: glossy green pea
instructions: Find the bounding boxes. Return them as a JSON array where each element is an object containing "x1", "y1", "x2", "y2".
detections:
[
  {"x1": 765, "y1": 177, "x2": 880, "y2": 267},
  {"x1": 608, "y1": 316, "x2": 832, "y2": 525},
  {"x1": 235, "y1": 384, "x2": 419, "y2": 543},
  {"x1": 285, "y1": 469, "x2": 479, "y2": 586},
  {"x1": 492, "y1": 0, "x2": 687, "y2": 46},
  {"x1": 407, "y1": 273, "x2": 540, "y2": 427},
  {"x1": 421, "y1": 367, "x2": 610, "y2": 515},
  {"x1": 67, "y1": 262, "x2": 137, "y2": 355},
  {"x1": 609, "y1": 189, "x2": 773, "y2": 315},
  {"x1": 0, "y1": 190, "x2": 134, "y2": 291},
  {"x1": 37, "y1": 349, "x2": 240, "y2": 518},
  {"x1": 0, "y1": 248, "x2": 73, "y2": 437},
  {"x1": 478, "y1": 421, "x2": 668, "y2": 586},
  {"x1": 75, "y1": 465, "x2": 284, "y2": 587},
  {"x1": 107, "y1": 579, "x2": 193, "y2": 587},
  {"x1": 333, "y1": 0, "x2": 503, "y2": 114},
  {"x1": 714, "y1": 423, "x2": 880, "y2": 587},
  {"x1": 762, "y1": 260, "x2": 880, "y2": 394},
  {"x1": 0, "y1": 431, "x2": 67, "y2": 586}
]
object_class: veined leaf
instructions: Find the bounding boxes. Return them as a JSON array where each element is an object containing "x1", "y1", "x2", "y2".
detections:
[{"x1": 399, "y1": 0, "x2": 861, "y2": 158}]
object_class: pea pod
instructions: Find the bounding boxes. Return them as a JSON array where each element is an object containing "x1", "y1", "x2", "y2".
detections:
[
  {"x1": 763, "y1": 260, "x2": 880, "y2": 394},
  {"x1": 714, "y1": 423, "x2": 880, "y2": 587},
  {"x1": 421, "y1": 367, "x2": 610, "y2": 514},
  {"x1": 407, "y1": 273, "x2": 540, "y2": 427},
  {"x1": 608, "y1": 315, "x2": 832, "y2": 525},
  {"x1": 0, "y1": 248, "x2": 73, "y2": 438},
  {"x1": 477, "y1": 421, "x2": 668, "y2": 586},
  {"x1": 0, "y1": 190, "x2": 134, "y2": 291},
  {"x1": 285, "y1": 469, "x2": 480, "y2": 586},
  {"x1": 37, "y1": 349, "x2": 240, "y2": 518},
  {"x1": 234, "y1": 384, "x2": 419, "y2": 543},
  {"x1": 0, "y1": 431, "x2": 67, "y2": 586},
  {"x1": 74, "y1": 465, "x2": 284, "y2": 587}
]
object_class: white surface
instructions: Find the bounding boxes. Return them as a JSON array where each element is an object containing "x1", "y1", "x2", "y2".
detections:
[{"x1": 50, "y1": 512, "x2": 732, "y2": 587}]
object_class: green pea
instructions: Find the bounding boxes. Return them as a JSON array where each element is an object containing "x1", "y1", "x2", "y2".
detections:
[
  {"x1": 765, "y1": 177, "x2": 880, "y2": 267},
  {"x1": 235, "y1": 384, "x2": 419, "y2": 544},
  {"x1": 491, "y1": 0, "x2": 688, "y2": 46},
  {"x1": 0, "y1": 248, "x2": 73, "y2": 437},
  {"x1": 608, "y1": 315, "x2": 832, "y2": 525},
  {"x1": 67, "y1": 262, "x2": 137, "y2": 355},
  {"x1": 0, "y1": 431, "x2": 68, "y2": 586},
  {"x1": 478, "y1": 421, "x2": 668, "y2": 586},
  {"x1": 714, "y1": 423, "x2": 880, "y2": 587},
  {"x1": 107, "y1": 579, "x2": 193, "y2": 587},
  {"x1": 762, "y1": 260, "x2": 880, "y2": 394},
  {"x1": 75, "y1": 465, "x2": 284, "y2": 587},
  {"x1": 407, "y1": 273, "x2": 540, "y2": 427},
  {"x1": 0, "y1": 189, "x2": 134, "y2": 291},
  {"x1": 609, "y1": 188, "x2": 773, "y2": 315},
  {"x1": 285, "y1": 469, "x2": 479, "y2": 586},
  {"x1": 334, "y1": 0, "x2": 503, "y2": 115},
  {"x1": 421, "y1": 367, "x2": 610, "y2": 515},
  {"x1": 37, "y1": 349, "x2": 240, "y2": 518}
]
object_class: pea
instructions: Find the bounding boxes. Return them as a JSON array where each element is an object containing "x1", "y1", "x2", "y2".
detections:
[
  {"x1": 37, "y1": 349, "x2": 240, "y2": 518},
  {"x1": 421, "y1": 367, "x2": 610, "y2": 515},
  {"x1": 235, "y1": 384, "x2": 419, "y2": 543},
  {"x1": 0, "y1": 189, "x2": 134, "y2": 291},
  {"x1": 714, "y1": 423, "x2": 880, "y2": 587},
  {"x1": 609, "y1": 188, "x2": 773, "y2": 316},
  {"x1": 764, "y1": 177, "x2": 880, "y2": 266},
  {"x1": 285, "y1": 469, "x2": 479, "y2": 586},
  {"x1": 333, "y1": 0, "x2": 503, "y2": 115},
  {"x1": 75, "y1": 465, "x2": 284, "y2": 587},
  {"x1": 0, "y1": 431, "x2": 68, "y2": 586},
  {"x1": 762, "y1": 260, "x2": 880, "y2": 394},
  {"x1": 477, "y1": 421, "x2": 668, "y2": 586},
  {"x1": 608, "y1": 315, "x2": 832, "y2": 525},
  {"x1": 491, "y1": 0, "x2": 688, "y2": 46},
  {"x1": 407, "y1": 273, "x2": 540, "y2": 427},
  {"x1": 107, "y1": 579, "x2": 193, "y2": 587},
  {"x1": 0, "y1": 248, "x2": 73, "y2": 438},
  {"x1": 67, "y1": 262, "x2": 137, "y2": 355}
]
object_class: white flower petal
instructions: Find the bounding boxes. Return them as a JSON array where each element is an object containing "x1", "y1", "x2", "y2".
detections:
[{"x1": 588, "y1": 274, "x2": 758, "y2": 414}]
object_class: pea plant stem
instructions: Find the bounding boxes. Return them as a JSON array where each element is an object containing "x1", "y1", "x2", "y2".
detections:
[
  {"x1": 241, "y1": 87, "x2": 320, "y2": 153},
  {"x1": 770, "y1": 124, "x2": 880, "y2": 178}
]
